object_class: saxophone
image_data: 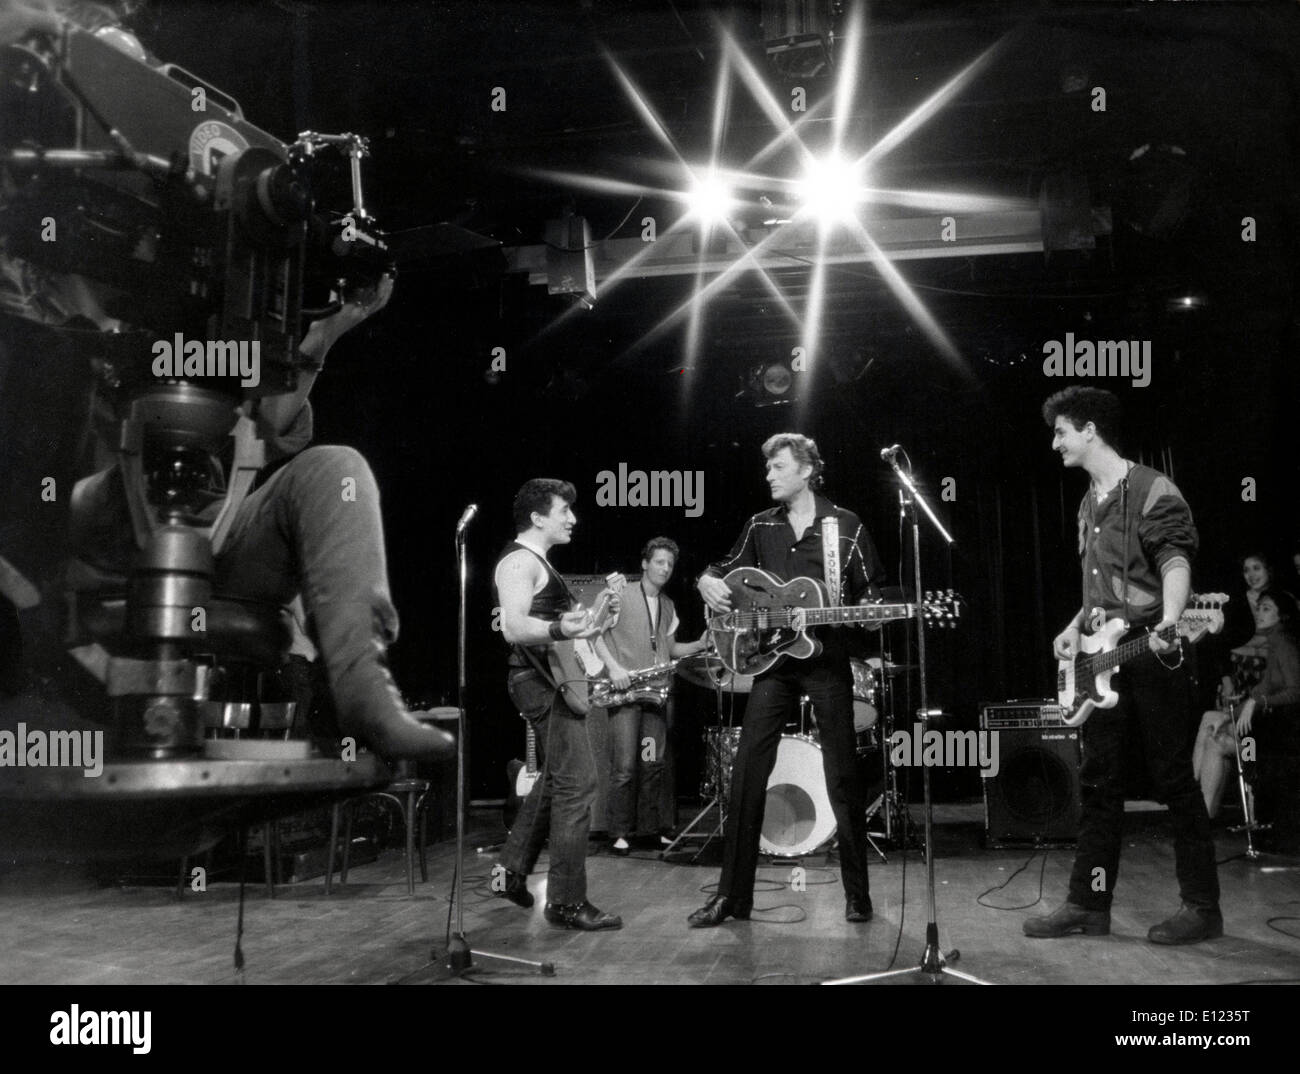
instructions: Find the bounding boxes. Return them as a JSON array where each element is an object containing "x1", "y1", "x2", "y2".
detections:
[{"x1": 589, "y1": 659, "x2": 680, "y2": 709}]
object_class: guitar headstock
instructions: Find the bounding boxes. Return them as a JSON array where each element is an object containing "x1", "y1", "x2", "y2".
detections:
[
  {"x1": 921, "y1": 589, "x2": 961, "y2": 628},
  {"x1": 584, "y1": 571, "x2": 628, "y2": 632},
  {"x1": 1179, "y1": 592, "x2": 1227, "y2": 642}
]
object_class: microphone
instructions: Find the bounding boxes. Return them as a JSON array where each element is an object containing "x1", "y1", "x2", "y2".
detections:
[
  {"x1": 455, "y1": 503, "x2": 479, "y2": 534},
  {"x1": 880, "y1": 444, "x2": 902, "y2": 461}
]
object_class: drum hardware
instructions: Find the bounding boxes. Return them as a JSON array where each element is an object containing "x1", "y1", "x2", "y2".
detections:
[{"x1": 660, "y1": 655, "x2": 739, "y2": 861}]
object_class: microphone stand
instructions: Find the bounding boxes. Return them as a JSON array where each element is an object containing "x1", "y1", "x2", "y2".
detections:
[
  {"x1": 825, "y1": 450, "x2": 988, "y2": 985},
  {"x1": 407, "y1": 509, "x2": 554, "y2": 982}
]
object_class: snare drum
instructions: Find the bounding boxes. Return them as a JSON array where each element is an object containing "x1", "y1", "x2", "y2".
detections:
[{"x1": 759, "y1": 734, "x2": 836, "y2": 858}]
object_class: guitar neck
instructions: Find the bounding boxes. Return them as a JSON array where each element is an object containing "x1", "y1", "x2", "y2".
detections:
[
  {"x1": 733, "y1": 602, "x2": 914, "y2": 628},
  {"x1": 525, "y1": 724, "x2": 537, "y2": 774},
  {"x1": 1082, "y1": 623, "x2": 1177, "y2": 677}
]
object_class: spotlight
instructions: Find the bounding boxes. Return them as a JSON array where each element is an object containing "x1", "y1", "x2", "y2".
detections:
[
  {"x1": 796, "y1": 153, "x2": 863, "y2": 227},
  {"x1": 740, "y1": 360, "x2": 798, "y2": 407},
  {"x1": 685, "y1": 169, "x2": 736, "y2": 227}
]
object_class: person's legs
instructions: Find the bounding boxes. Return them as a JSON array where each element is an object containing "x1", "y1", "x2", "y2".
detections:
[
  {"x1": 1065, "y1": 705, "x2": 1127, "y2": 911},
  {"x1": 1132, "y1": 658, "x2": 1219, "y2": 914},
  {"x1": 1194, "y1": 711, "x2": 1235, "y2": 817},
  {"x1": 606, "y1": 704, "x2": 641, "y2": 841},
  {"x1": 638, "y1": 705, "x2": 669, "y2": 836},
  {"x1": 717, "y1": 672, "x2": 800, "y2": 899},
  {"x1": 213, "y1": 445, "x2": 451, "y2": 760},
  {"x1": 803, "y1": 661, "x2": 870, "y2": 905},
  {"x1": 540, "y1": 708, "x2": 598, "y2": 905},
  {"x1": 501, "y1": 706, "x2": 554, "y2": 878}
]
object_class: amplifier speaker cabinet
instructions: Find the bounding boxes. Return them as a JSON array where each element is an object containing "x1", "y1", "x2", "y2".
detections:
[{"x1": 980, "y1": 701, "x2": 1082, "y2": 848}]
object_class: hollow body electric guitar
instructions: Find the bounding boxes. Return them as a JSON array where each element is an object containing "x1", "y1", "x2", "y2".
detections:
[
  {"x1": 1056, "y1": 593, "x2": 1227, "y2": 727},
  {"x1": 706, "y1": 566, "x2": 960, "y2": 677}
]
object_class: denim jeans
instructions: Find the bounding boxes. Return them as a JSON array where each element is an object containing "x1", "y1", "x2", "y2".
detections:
[
  {"x1": 1067, "y1": 647, "x2": 1219, "y2": 912},
  {"x1": 718, "y1": 656, "x2": 870, "y2": 903},
  {"x1": 211, "y1": 444, "x2": 411, "y2": 738},
  {"x1": 500, "y1": 681, "x2": 598, "y2": 905},
  {"x1": 606, "y1": 701, "x2": 668, "y2": 838}
]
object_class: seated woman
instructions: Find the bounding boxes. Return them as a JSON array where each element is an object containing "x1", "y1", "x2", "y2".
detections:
[
  {"x1": 1233, "y1": 590, "x2": 1300, "y2": 837},
  {"x1": 1193, "y1": 555, "x2": 1291, "y2": 817},
  {"x1": 1193, "y1": 617, "x2": 1268, "y2": 819}
]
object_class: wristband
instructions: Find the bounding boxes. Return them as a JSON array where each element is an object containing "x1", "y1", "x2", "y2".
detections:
[{"x1": 548, "y1": 620, "x2": 566, "y2": 641}]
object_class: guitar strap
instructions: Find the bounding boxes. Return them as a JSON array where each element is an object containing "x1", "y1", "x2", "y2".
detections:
[
  {"x1": 821, "y1": 513, "x2": 841, "y2": 604},
  {"x1": 1119, "y1": 466, "x2": 1130, "y2": 630}
]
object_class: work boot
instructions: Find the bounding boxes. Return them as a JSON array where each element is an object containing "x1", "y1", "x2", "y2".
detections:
[{"x1": 1023, "y1": 902, "x2": 1110, "y2": 938}]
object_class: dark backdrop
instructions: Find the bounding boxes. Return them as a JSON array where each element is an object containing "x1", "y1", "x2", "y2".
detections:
[{"x1": 118, "y1": 1, "x2": 1299, "y2": 796}]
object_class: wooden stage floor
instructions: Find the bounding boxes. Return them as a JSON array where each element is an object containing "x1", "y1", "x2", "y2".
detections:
[{"x1": 3, "y1": 802, "x2": 1298, "y2": 988}]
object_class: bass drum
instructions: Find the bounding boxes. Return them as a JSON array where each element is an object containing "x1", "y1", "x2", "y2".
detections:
[{"x1": 760, "y1": 734, "x2": 836, "y2": 857}]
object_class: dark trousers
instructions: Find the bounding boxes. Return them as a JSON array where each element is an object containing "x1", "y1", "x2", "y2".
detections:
[
  {"x1": 719, "y1": 656, "x2": 870, "y2": 902},
  {"x1": 500, "y1": 672, "x2": 597, "y2": 905},
  {"x1": 1067, "y1": 648, "x2": 1220, "y2": 912}
]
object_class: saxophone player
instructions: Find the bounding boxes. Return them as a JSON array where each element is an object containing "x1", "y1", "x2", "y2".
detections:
[{"x1": 592, "y1": 538, "x2": 708, "y2": 855}]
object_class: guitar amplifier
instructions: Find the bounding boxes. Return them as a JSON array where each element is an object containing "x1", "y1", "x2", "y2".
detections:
[{"x1": 980, "y1": 700, "x2": 1081, "y2": 848}]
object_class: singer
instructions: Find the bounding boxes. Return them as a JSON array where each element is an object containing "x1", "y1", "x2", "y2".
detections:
[{"x1": 688, "y1": 433, "x2": 887, "y2": 927}]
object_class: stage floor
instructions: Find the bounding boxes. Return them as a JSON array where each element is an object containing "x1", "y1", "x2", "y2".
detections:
[{"x1": 2, "y1": 802, "x2": 1298, "y2": 987}]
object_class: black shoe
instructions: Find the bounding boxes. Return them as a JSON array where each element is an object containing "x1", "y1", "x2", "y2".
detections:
[
  {"x1": 496, "y1": 868, "x2": 534, "y2": 909},
  {"x1": 543, "y1": 900, "x2": 623, "y2": 931},
  {"x1": 845, "y1": 896, "x2": 873, "y2": 922},
  {"x1": 1023, "y1": 902, "x2": 1110, "y2": 938},
  {"x1": 687, "y1": 894, "x2": 753, "y2": 928},
  {"x1": 1148, "y1": 904, "x2": 1223, "y2": 945}
]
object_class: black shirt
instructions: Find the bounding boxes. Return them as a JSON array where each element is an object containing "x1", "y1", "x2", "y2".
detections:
[{"x1": 704, "y1": 493, "x2": 886, "y2": 663}]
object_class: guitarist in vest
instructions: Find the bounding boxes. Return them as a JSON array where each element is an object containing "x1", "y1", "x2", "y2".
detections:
[
  {"x1": 689, "y1": 433, "x2": 886, "y2": 927},
  {"x1": 492, "y1": 479, "x2": 624, "y2": 931},
  {"x1": 1025, "y1": 387, "x2": 1222, "y2": 945}
]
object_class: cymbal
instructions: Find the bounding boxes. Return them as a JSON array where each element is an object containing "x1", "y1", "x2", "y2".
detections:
[{"x1": 676, "y1": 655, "x2": 754, "y2": 694}]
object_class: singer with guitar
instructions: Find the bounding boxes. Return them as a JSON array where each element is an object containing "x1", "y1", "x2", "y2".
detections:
[
  {"x1": 492, "y1": 478, "x2": 624, "y2": 931},
  {"x1": 688, "y1": 433, "x2": 886, "y2": 927},
  {"x1": 1025, "y1": 388, "x2": 1222, "y2": 945}
]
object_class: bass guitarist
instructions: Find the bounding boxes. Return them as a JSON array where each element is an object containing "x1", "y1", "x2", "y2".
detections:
[
  {"x1": 1025, "y1": 387, "x2": 1222, "y2": 945},
  {"x1": 492, "y1": 478, "x2": 624, "y2": 931},
  {"x1": 689, "y1": 433, "x2": 886, "y2": 927}
]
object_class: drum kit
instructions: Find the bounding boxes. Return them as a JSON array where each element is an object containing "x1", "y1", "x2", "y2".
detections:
[{"x1": 664, "y1": 650, "x2": 918, "y2": 862}]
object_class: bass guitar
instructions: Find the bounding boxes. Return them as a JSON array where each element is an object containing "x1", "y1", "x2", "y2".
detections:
[
  {"x1": 706, "y1": 566, "x2": 960, "y2": 676},
  {"x1": 1056, "y1": 593, "x2": 1227, "y2": 727}
]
